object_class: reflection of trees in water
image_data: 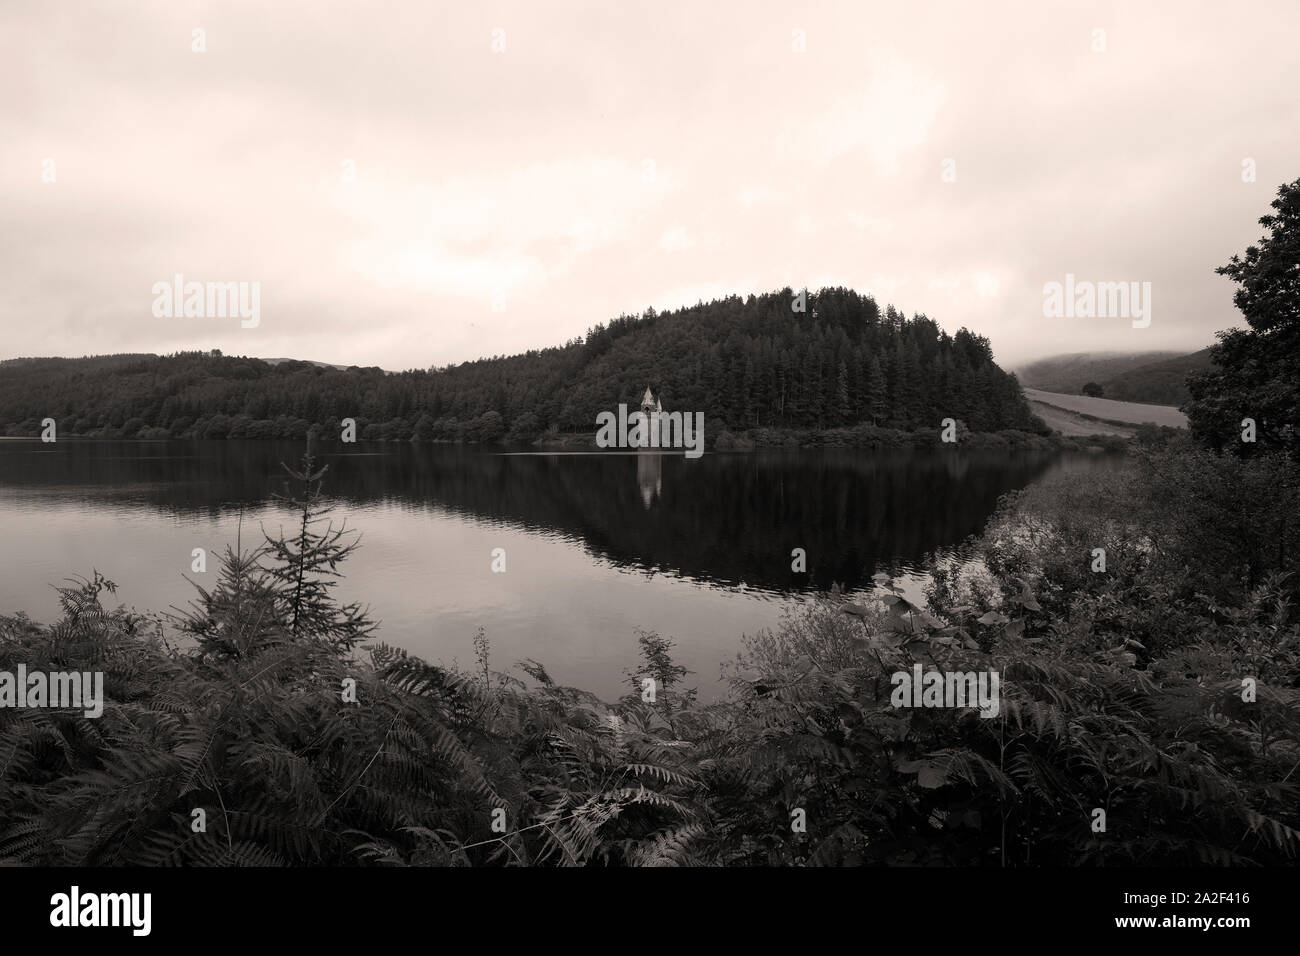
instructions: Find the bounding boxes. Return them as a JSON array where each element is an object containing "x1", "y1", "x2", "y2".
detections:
[{"x1": 0, "y1": 441, "x2": 1071, "y2": 593}]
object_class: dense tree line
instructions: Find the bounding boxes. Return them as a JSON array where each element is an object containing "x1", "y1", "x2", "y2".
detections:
[{"x1": 0, "y1": 289, "x2": 1046, "y2": 442}]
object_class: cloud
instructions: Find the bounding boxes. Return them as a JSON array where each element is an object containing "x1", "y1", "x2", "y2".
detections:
[{"x1": 1, "y1": 0, "x2": 1298, "y2": 369}]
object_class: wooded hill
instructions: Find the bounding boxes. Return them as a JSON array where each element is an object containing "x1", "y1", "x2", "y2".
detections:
[{"x1": 0, "y1": 288, "x2": 1046, "y2": 442}]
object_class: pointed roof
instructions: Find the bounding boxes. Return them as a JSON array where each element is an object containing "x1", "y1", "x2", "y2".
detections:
[{"x1": 641, "y1": 387, "x2": 655, "y2": 406}]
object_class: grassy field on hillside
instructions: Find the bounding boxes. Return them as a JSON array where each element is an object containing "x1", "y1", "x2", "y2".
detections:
[
  {"x1": 1025, "y1": 399, "x2": 1135, "y2": 437},
  {"x1": 1024, "y1": 388, "x2": 1188, "y2": 428}
]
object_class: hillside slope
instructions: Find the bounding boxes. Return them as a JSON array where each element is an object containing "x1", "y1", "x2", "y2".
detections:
[
  {"x1": 1023, "y1": 398, "x2": 1135, "y2": 438},
  {"x1": 1100, "y1": 347, "x2": 1214, "y2": 405},
  {"x1": 1016, "y1": 351, "x2": 1181, "y2": 394},
  {"x1": 1023, "y1": 388, "x2": 1188, "y2": 428}
]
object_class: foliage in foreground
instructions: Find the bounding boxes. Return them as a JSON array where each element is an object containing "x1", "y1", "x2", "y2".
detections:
[
  {"x1": 1186, "y1": 176, "x2": 1300, "y2": 458},
  {"x1": 1, "y1": 439, "x2": 1297, "y2": 867}
]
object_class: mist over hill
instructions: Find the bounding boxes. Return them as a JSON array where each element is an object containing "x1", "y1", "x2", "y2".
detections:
[
  {"x1": 1016, "y1": 348, "x2": 1215, "y2": 407},
  {"x1": 1014, "y1": 351, "x2": 1184, "y2": 395}
]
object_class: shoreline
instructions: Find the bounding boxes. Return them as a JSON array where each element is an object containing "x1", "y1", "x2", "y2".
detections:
[{"x1": 0, "y1": 426, "x2": 1135, "y2": 454}]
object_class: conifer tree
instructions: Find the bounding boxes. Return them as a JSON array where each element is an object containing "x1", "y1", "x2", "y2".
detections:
[
  {"x1": 835, "y1": 361, "x2": 851, "y2": 424},
  {"x1": 865, "y1": 356, "x2": 886, "y2": 426},
  {"x1": 177, "y1": 541, "x2": 284, "y2": 660},
  {"x1": 262, "y1": 449, "x2": 375, "y2": 654}
]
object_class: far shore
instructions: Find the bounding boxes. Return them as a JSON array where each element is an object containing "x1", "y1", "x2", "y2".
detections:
[{"x1": 0, "y1": 425, "x2": 1138, "y2": 453}]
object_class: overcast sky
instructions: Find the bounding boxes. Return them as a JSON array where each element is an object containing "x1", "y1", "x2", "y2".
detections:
[{"x1": 3, "y1": 0, "x2": 1297, "y2": 371}]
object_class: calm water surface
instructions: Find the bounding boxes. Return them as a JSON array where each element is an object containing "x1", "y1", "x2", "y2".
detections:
[{"x1": 0, "y1": 440, "x2": 1124, "y2": 700}]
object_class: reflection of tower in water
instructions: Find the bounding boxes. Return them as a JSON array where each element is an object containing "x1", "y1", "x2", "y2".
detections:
[
  {"x1": 636, "y1": 453, "x2": 663, "y2": 509},
  {"x1": 943, "y1": 452, "x2": 970, "y2": 482},
  {"x1": 636, "y1": 386, "x2": 665, "y2": 509}
]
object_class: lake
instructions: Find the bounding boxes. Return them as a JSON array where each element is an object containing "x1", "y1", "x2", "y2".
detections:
[{"x1": 0, "y1": 440, "x2": 1125, "y2": 701}]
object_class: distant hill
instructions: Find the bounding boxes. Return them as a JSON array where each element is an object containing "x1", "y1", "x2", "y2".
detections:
[
  {"x1": 0, "y1": 353, "x2": 155, "y2": 370},
  {"x1": 0, "y1": 288, "x2": 1047, "y2": 441},
  {"x1": 1015, "y1": 351, "x2": 1183, "y2": 394},
  {"x1": 1100, "y1": 348, "x2": 1215, "y2": 405},
  {"x1": 1, "y1": 353, "x2": 355, "y2": 373},
  {"x1": 262, "y1": 357, "x2": 355, "y2": 372},
  {"x1": 1017, "y1": 348, "x2": 1216, "y2": 406}
]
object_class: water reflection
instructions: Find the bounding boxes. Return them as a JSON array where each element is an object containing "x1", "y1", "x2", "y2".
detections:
[
  {"x1": 636, "y1": 453, "x2": 662, "y2": 509},
  {"x1": 0, "y1": 439, "x2": 1127, "y2": 701},
  {"x1": 0, "y1": 439, "x2": 1109, "y2": 594}
]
